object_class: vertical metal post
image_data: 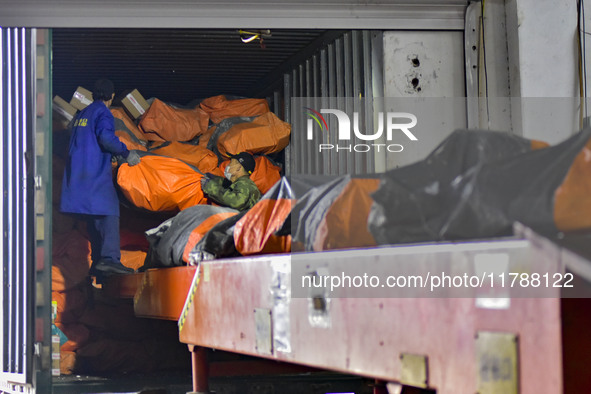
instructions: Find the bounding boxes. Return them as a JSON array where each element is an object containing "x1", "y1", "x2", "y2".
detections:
[
  {"x1": 328, "y1": 42, "x2": 338, "y2": 175},
  {"x1": 465, "y1": 2, "x2": 481, "y2": 129},
  {"x1": 371, "y1": 30, "x2": 385, "y2": 174},
  {"x1": 298, "y1": 64, "x2": 306, "y2": 174},
  {"x1": 311, "y1": 54, "x2": 319, "y2": 175},
  {"x1": 0, "y1": 25, "x2": 6, "y2": 377},
  {"x1": 362, "y1": 30, "x2": 374, "y2": 175},
  {"x1": 292, "y1": 68, "x2": 300, "y2": 175},
  {"x1": 0, "y1": 26, "x2": 36, "y2": 389},
  {"x1": 189, "y1": 345, "x2": 209, "y2": 394},
  {"x1": 352, "y1": 30, "x2": 363, "y2": 174},
  {"x1": 343, "y1": 32, "x2": 355, "y2": 175},
  {"x1": 283, "y1": 73, "x2": 292, "y2": 176},
  {"x1": 335, "y1": 37, "x2": 348, "y2": 175},
  {"x1": 34, "y1": 28, "x2": 54, "y2": 393},
  {"x1": 320, "y1": 48, "x2": 329, "y2": 175}
]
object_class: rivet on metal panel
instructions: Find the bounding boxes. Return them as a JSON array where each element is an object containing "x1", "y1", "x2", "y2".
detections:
[
  {"x1": 399, "y1": 353, "x2": 428, "y2": 388},
  {"x1": 475, "y1": 331, "x2": 519, "y2": 394}
]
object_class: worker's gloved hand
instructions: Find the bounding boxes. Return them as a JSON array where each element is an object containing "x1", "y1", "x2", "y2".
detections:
[{"x1": 126, "y1": 150, "x2": 141, "y2": 166}]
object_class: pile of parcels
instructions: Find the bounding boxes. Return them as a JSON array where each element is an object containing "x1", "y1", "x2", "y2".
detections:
[
  {"x1": 51, "y1": 88, "x2": 291, "y2": 375},
  {"x1": 51, "y1": 86, "x2": 591, "y2": 375}
]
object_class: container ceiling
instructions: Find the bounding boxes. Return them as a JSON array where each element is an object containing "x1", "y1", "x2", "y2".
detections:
[{"x1": 52, "y1": 28, "x2": 329, "y2": 105}]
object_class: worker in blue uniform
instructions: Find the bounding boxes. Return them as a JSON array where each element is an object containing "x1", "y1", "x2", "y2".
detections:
[{"x1": 60, "y1": 79, "x2": 141, "y2": 279}]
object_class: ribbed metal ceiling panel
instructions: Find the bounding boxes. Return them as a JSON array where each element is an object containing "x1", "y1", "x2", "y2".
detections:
[{"x1": 52, "y1": 28, "x2": 327, "y2": 105}]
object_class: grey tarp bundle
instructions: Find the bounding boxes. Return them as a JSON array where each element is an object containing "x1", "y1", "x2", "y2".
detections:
[
  {"x1": 279, "y1": 174, "x2": 379, "y2": 251},
  {"x1": 275, "y1": 174, "x2": 338, "y2": 238},
  {"x1": 143, "y1": 205, "x2": 238, "y2": 269},
  {"x1": 187, "y1": 211, "x2": 247, "y2": 265},
  {"x1": 368, "y1": 128, "x2": 591, "y2": 245}
]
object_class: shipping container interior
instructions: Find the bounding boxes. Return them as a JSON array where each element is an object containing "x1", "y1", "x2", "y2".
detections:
[{"x1": 49, "y1": 27, "x2": 390, "y2": 394}]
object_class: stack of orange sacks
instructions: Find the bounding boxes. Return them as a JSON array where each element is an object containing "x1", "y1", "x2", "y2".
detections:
[
  {"x1": 115, "y1": 95, "x2": 288, "y2": 213},
  {"x1": 52, "y1": 152, "x2": 187, "y2": 375}
]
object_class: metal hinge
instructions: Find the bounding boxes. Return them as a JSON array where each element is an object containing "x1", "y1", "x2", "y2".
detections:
[{"x1": 34, "y1": 342, "x2": 42, "y2": 356}]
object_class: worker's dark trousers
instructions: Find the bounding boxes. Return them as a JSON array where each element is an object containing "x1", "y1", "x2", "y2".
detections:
[{"x1": 83, "y1": 214, "x2": 121, "y2": 266}]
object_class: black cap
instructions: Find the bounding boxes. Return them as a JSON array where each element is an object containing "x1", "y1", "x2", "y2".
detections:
[{"x1": 229, "y1": 152, "x2": 256, "y2": 175}]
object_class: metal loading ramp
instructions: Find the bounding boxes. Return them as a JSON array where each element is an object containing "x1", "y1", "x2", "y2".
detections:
[{"x1": 104, "y1": 224, "x2": 591, "y2": 394}]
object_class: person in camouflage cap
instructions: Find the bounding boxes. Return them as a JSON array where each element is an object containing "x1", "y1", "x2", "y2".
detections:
[{"x1": 201, "y1": 152, "x2": 261, "y2": 211}]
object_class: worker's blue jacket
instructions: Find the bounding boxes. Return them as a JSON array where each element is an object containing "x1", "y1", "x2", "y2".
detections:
[{"x1": 60, "y1": 101, "x2": 129, "y2": 216}]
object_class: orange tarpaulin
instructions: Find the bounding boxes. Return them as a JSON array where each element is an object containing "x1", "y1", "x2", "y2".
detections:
[
  {"x1": 116, "y1": 130, "x2": 148, "y2": 152},
  {"x1": 234, "y1": 178, "x2": 293, "y2": 256},
  {"x1": 117, "y1": 155, "x2": 207, "y2": 212},
  {"x1": 181, "y1": 211, "x2": 239, "y2": 263},
  {"x1": 121, "y1": 250, "x2": 147, "y2": 271},
  {"x1": 198, "y1": 125, "x2": 216, "y2": 148},
  {"x1": 52, "y1": 230, "x2": 91, "y2": 292},
  {"x1": 54, "y1": 281, "x2": 190, "y2": 375},
  {"x1": 554, "y1": 136, "x2": 591, "y2": 231},
  {"x1": 111, "y1": 107, "x2": 146, "y2": 142},
  {"x1": 199, "y1": 95, "x2": 269, "y2": 124},
  {"x1": 220, "y1": 155, "x2": 282, "y2": 194},
  {"x1": 150, "y1": 142, "x2": 220, "y2": 174},
  {"x1": 234, "y1": 200, "x2": 292, "y2": 255},
  {"x1": 139, "y1": 98, "x2": 209, "y2": 142},
  {"x1": 313, "y1": 178, "x2": 380, "y2": 251},
  {"x1": 217, "y1": 112, "x2": 291, "y2": 157}
]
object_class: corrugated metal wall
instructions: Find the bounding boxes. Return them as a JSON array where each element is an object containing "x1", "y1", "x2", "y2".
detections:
[
  {"x1": 0, "y1": 27, "x2": 36, "y2": 393},
  {"x1": 281, "y1": 30, "x2": 383, "y2": 175}
]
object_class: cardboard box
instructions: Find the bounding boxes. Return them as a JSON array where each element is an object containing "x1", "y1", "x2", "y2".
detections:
[
  {"x1": 121, "y1": 89, "x2": 150, "y2": 119},
  {"x1": 53, "y1": 95, "x2": 78, "y2": 121},
  {"x1": 69, "y1": 86, "x2": 93, "y2": 111}
]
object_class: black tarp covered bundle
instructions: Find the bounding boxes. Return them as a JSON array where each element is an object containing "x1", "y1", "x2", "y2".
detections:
[
  {"x1": 368, "y1": 128, "x2": 591, "y2": 245},
  {"x1": 143, "y1": 205, "x2": 238, "y2": 269}
]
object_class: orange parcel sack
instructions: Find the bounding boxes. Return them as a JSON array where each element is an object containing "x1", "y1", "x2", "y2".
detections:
[
  {"x1": 111, "y1": 107, "x2": 147, "y2": 143},
  {"x1": 220, "y1": 155, "x2": 282, "y2": 194},
  {"x1": 216, "y1": 112, "x2": 291, "y2": 158},
  {"x1": 150, "y1": 142, "x2": 220, "y2": 174},
  {"x1": 313, "y1": 178, "x2": 380, "y2": 251},
  {"x1": 234, "y1": 177, "x2": 293, "y2": 256},
  {"x1": 199, "y1": 95, "x2": 269, "y2": 124},
  {"x1": 198, "y1": 125, "x2": 216, "y2": 148},
  {"x1": 52, "y1": 229, "x2": 91, "y2": 292},
  {"x1": 139, "y1": 98, "x2": 209, "y2": 142},
  {"x1": 117, "y1": 154, "x2": 207, "y2": 212}
]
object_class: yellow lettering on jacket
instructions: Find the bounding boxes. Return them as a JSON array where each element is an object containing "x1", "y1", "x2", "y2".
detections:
[{"x1": 74, "y1": 118, "x2": 88, "y2": 127}]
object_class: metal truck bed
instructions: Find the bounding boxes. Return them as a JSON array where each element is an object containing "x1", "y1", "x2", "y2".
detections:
[{"x1": 105, "y1": 224, "x2": 591, "y2": 393}]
